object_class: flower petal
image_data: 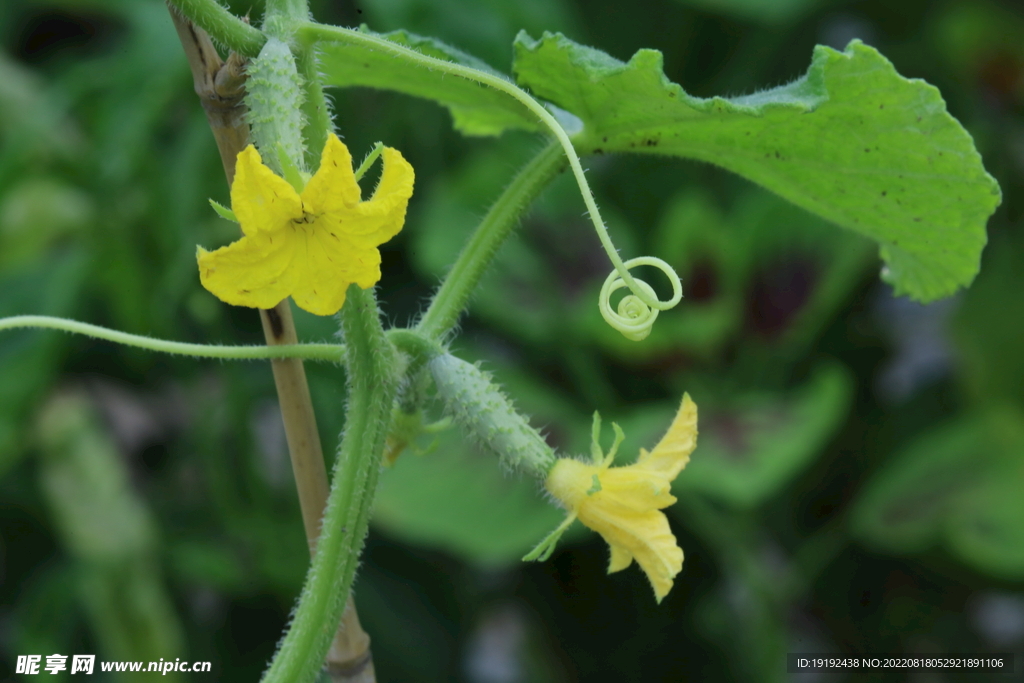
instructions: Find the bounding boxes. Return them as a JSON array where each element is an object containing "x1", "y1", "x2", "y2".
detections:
[
  {"x1": 302, "y1": 133, "x2": 361, "y2": 212},
  {"x1": 581, "y1": 505, "x2": 683, "y2": 602},
  {"x1": 637, "y1": 393, "x2": 697, "y2": 478},
  {"x1": 540, "y1": 395, "x2": 697, "y2": 602},
  {"x1": 197, "y1": 231, "x2": 297, "y2": 309},
  {"x1": 593, "y1": 471, "x2": 677, "y2": 512},
  {"x1": 288, "y1": 227, "x2": 382, "y2": 316},
  {"x1": 344, "y1": 147, "x2": 415, "y2": 243},
  {"x1": 231, "y1": 145, "x2": 303, "y2": 236},
  {"x1": 608, "y1": 544, "x2": 633, "y2": 573}
]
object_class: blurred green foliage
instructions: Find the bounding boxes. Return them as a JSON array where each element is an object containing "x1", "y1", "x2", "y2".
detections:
[{"x1": 1, "y1": 0, "x2": 1022, "y2": 681}]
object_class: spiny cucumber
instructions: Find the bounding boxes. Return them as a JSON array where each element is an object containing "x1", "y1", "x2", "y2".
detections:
[
  {"x1": 244, "y1": 37, "x2": 306, "y2": 173},
  {"x1": 429, "y1": 353, "x2": 555, "y2": 477}
]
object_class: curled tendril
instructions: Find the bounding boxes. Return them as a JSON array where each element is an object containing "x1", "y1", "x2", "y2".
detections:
[{"x1": 599, "y1": 256, "x2": 683, "y2": 341}]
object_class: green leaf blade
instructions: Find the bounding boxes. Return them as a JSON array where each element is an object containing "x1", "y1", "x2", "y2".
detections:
[
  {"x1": 318, "y1": 27, "x2": 539, "y2": 137},
  {"x1": 513, "y1": 33, "x2": 1002, "y2": 301}
]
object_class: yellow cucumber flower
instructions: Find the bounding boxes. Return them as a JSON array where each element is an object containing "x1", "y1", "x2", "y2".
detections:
[
  {"x1": 197, "y1": 134, "x2": 414, "y2": 316},
  {"x1": 544, "y1": 394, "x2": 697, "y2": 602}
]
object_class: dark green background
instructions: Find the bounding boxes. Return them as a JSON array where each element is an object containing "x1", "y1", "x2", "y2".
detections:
[{"x1": 1, "y1": 0, "x2": 1022, "y2": 680}]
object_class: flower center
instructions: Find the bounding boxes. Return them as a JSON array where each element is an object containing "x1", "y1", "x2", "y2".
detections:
[{"x1": 291, "y1": 202, "x2": 320, "y2": 227}]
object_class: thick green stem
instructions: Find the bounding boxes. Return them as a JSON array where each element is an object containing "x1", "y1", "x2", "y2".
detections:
[
  {"x1": 416, "y1": 141, "x2": 565, "y2": 341},
  {"x1": 166, "y1": 0, "x2": 265, "y2": 56},
  {"x1": 0, "y1": 315, "x2": 344, "y2": 362},
  {"x1": 261, "y1": 286, "x2": 396, "y2": 683}
]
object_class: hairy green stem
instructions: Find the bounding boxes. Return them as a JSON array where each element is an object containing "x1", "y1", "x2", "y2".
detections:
[
  {"x1": 243, "y1": 19, "x2": 380, "y2": 680},
  {"x1": 261, "y1": 286, "x2": 396, "y2": 683},
  {"x1": 0, "y1": 315, "x2": 344, "y2": 362},
  {"x1": 262, "y1": 0, "x2": 309, "y2": 39},
  {"x1": 166, "y1": 0, "x2": 265, "y2": 56},
  {"x1": 299, "y1": 23, "x2": 682, "y2": 326},
  {"x1": 416, "y1": 140, "x2": 564, "y2": 341},
  {"x1": 386, "y1": 329, "x2": 444, "y2": 380}
]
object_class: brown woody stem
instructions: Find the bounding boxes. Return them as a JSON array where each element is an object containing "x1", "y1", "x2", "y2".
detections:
[{"x1": 167, "y1": 6, "x2": 374, "y2": 681}]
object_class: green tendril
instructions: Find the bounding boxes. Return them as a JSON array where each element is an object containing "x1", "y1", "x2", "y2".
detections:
[
  {"x1": 0, "y1": 315, "x2": 345, "y2": 362},
  {"x1": 599, "y1": 256, "x2": 682, "y2": 341},
  {"x1": 299, "y1": 23, "x2": 684, "y2": 340}
]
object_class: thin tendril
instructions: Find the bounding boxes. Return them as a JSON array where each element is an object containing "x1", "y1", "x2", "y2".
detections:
[
  {"x1": 599, "y1": 257, "x2": 682, "y2": 341},
  {"x1": 299, "y1": 23, "x2": 683, "y2": 340},
  {"x1": 0, "y1": 315, "x2": 345, "y2": 362}
]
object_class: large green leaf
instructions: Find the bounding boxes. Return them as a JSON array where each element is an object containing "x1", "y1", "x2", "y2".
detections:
[
  {"x1": 318, "y1": 27, "x2": 539, "y2": 136},
  {"x1": 513, "y1": 33, "x2": 1001, "y2": 301}
]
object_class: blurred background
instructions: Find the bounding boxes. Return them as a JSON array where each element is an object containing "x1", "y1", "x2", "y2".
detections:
[{"x1": 1, "y1": 0, "x2": 1022, "y2": 680}]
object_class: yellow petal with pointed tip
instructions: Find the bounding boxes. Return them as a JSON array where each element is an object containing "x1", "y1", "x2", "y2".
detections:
[
  {"x1": 288, "y1": 227, "x2": 382, "y2": 316},
  {"x1": 357, "y1": 147, "x2": 415, "y2": 239},
  {"x1": 231, "y1": 145, "x2": 303, "y2": 236},
  {"x1": 337, "y1": 147, "x2": 415, "y2": 242},
  {"x1": 608, "y1": 544, "x2": 633, "y2": 573},
  {"x1": 197, "y1": 231, "x2": 297, "y2": 310},
  {"x1": 595, "y1": 468, "x2": 677, "y2": 510},
  {"x1": 302, "y1": 133, "x2": 361, "y2": 211},
  {"x1": 637, "y1": 393, "x2": 697, "y2": 478},
  {"x1": 581, "y1": 503, "x2": 683, "y2": 602}
]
